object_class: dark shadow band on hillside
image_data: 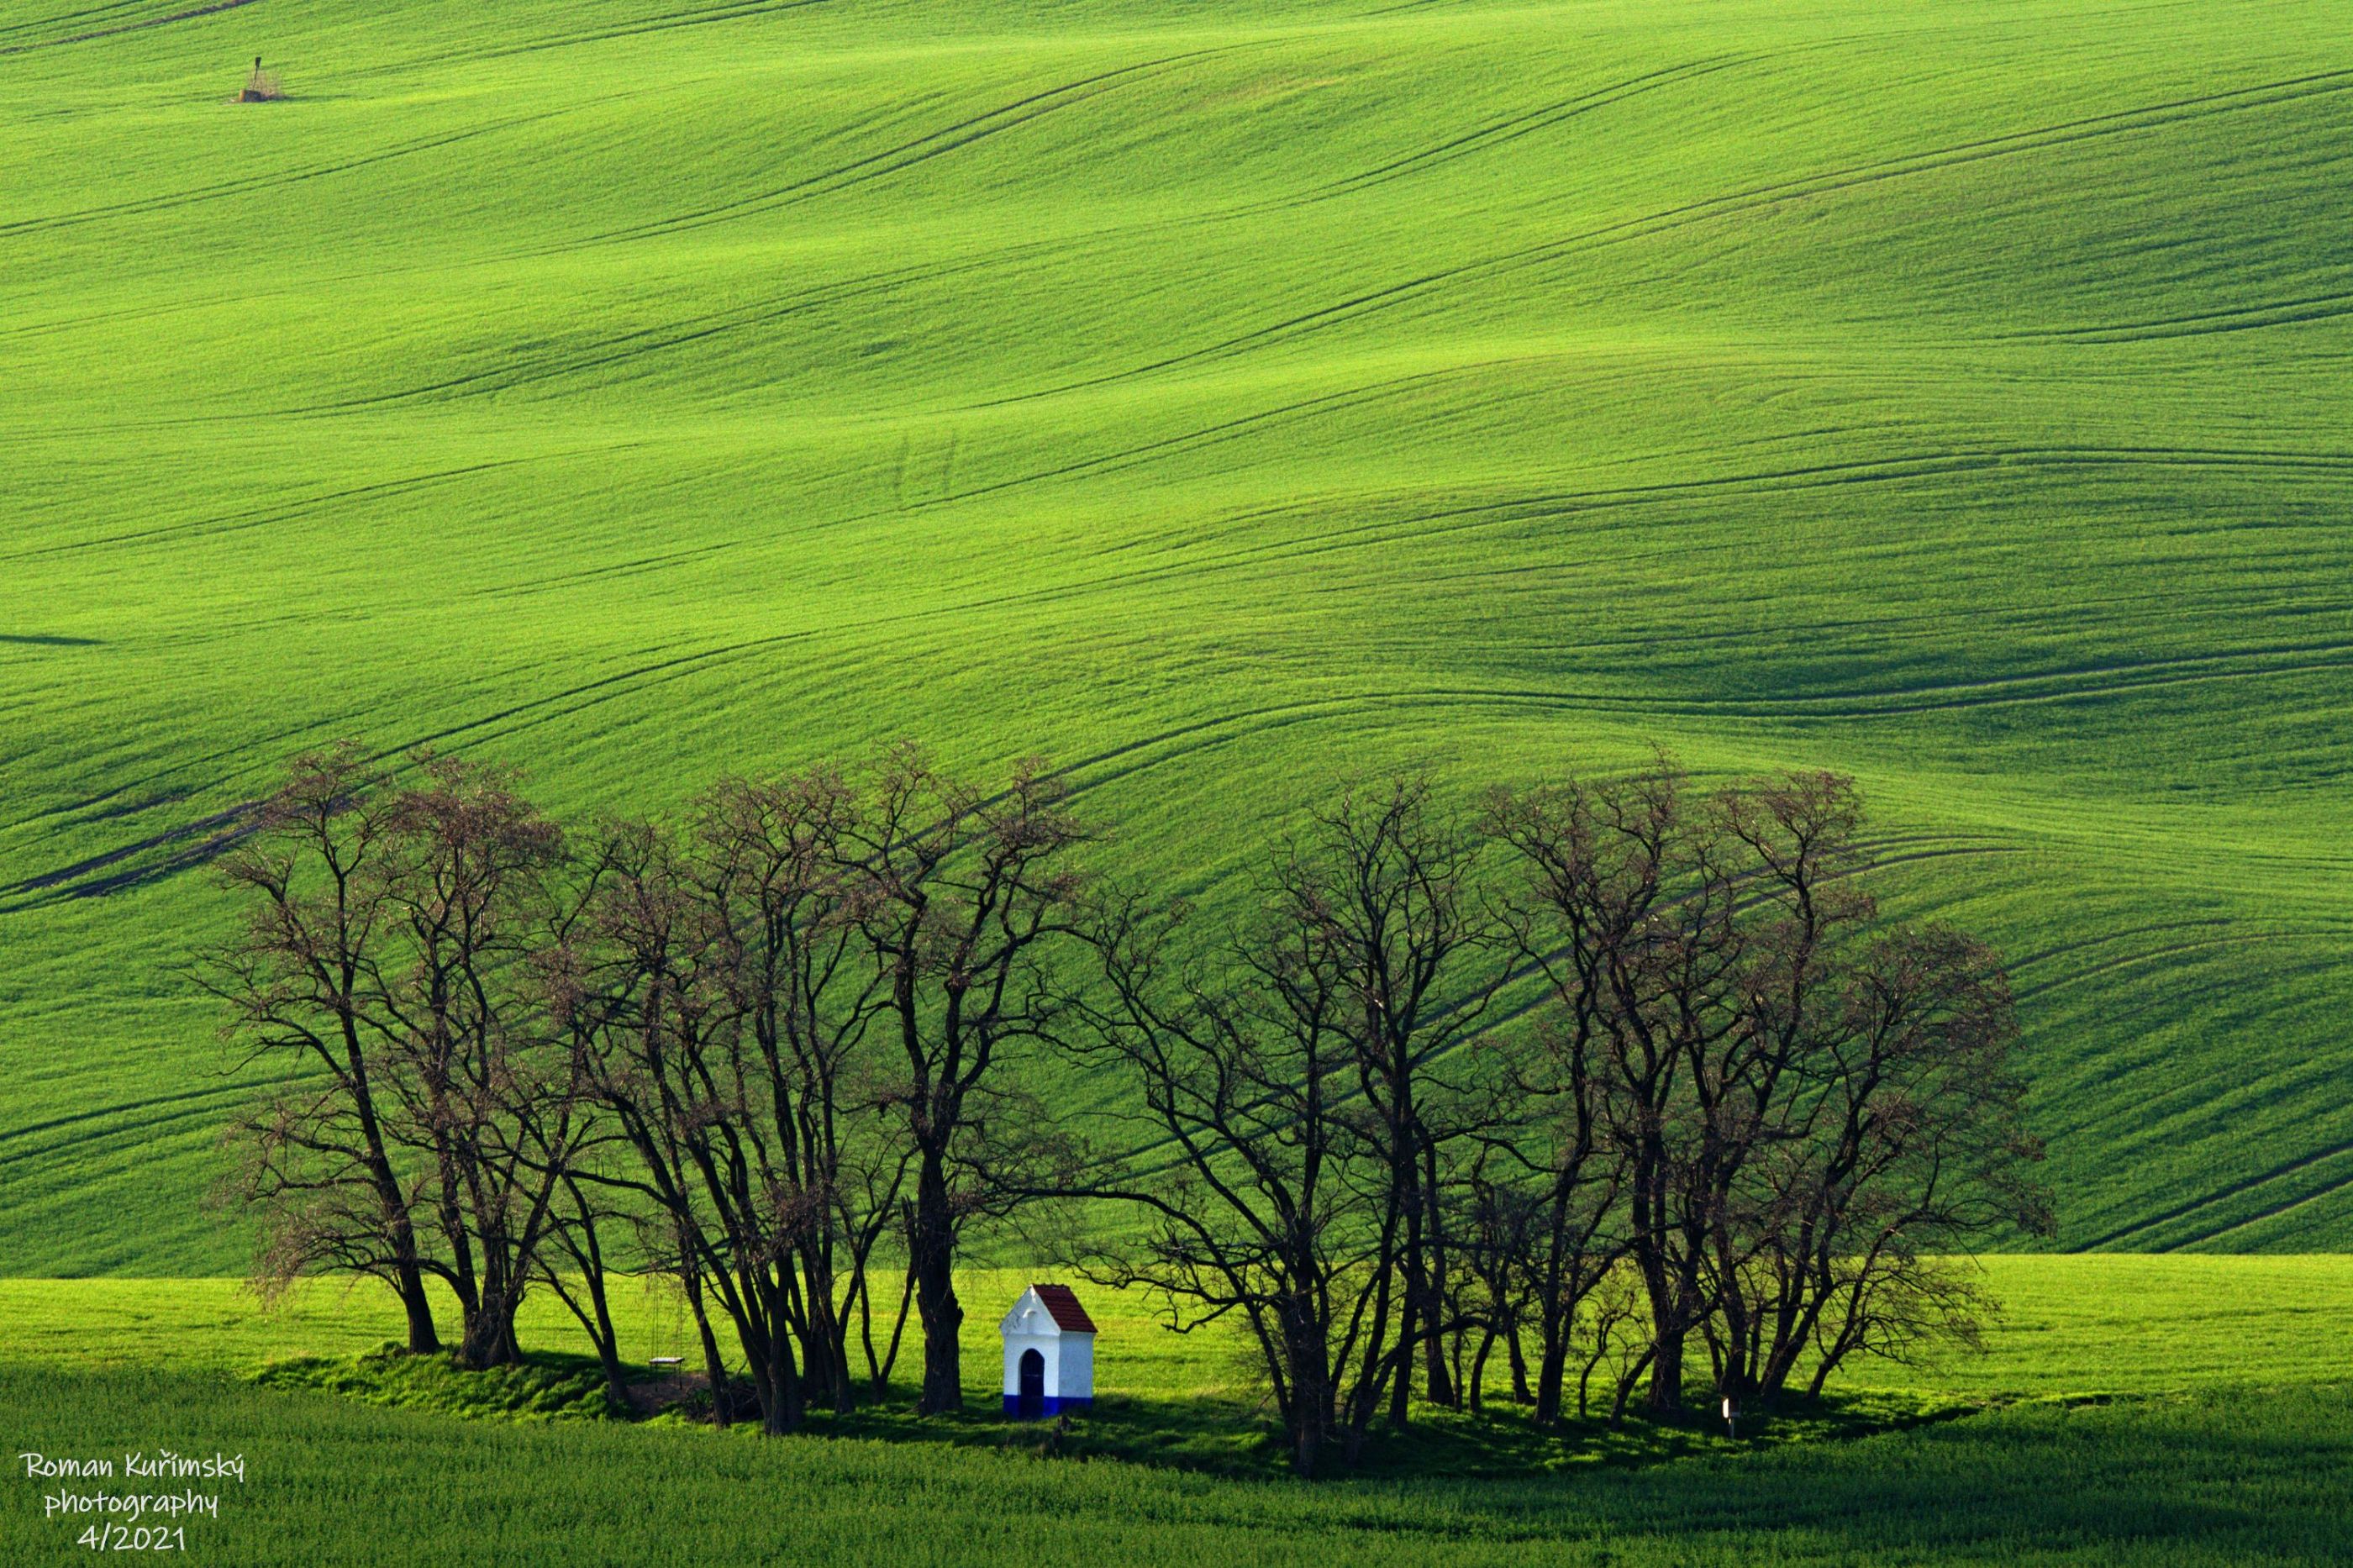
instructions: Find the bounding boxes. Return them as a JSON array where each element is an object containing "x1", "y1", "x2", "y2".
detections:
[
  {"x1": 0, "y1": 634, "x2": 100, "y2": 645},
  {"x1": 1, "y1": 800, "x2": 258, "y2": 907},
  {"x1": 0, "y1": 0, "x2": 266, "y2": 57}
]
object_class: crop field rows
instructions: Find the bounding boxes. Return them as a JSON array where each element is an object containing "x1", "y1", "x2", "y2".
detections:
[{"x1": 4, "y1": 0, "x2": 2353, "y2": 1274}]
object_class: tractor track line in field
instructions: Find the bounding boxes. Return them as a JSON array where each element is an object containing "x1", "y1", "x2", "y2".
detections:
[
  {"x1": 851, "y1": 386, "x2": 2353, "y2": 548},
  {"x1": 0, "y1": 456, "x2": 559, "y2": 564},
  {"x1": 0, "y1": 104, "x2": 598, "y2": 238},
  {"x1": 267, "y1": 217, "x2": 1102, "y2": 413},
  {"x1": 3, "y1": 645, "x2": 746, "y2": 905},
  {"x1": 576, "y1": 49, "x2": 1232, "y2": 250},
  {"x1": 2003, "y1": 920, "x2": 2237, "y2": 977},
  {"x1": 0, "y1": 2, "x2": 150, "y2": 46},
  {"x1": 998, "y1": 64, "x2": 2353, "y2": 403},
  {"x1": 1291, "y1": 53, "x2": 1761, "y2": 204},
  {"x1": 959, "y1": 443, "x2": 2350, "y2": 613},
  {"x1": 883, "y1": 365, "x2": 1494, "y2": 510},
  {"x1": 4, "y1": 1113, "x2": 232, "y2": 1175},
  {"x1": 460, "y1": 0, "x2": 830, "y2": 68},
  {"x1": 2078, "y1": 1135, "x2": 2353, "y2": 1251},
  {"x1": 0, "y1": 1081, "x2": 267, "y2": 1149},
  {"x1": 1, "y1": 801, "x2": 255, "y2": 904},
  {"x1": 0, "y1": 1091, "x2": 275, "y2": 1166},
  {"x1": 2166, "y1": 1146, "x2": 2353, "y2": 1249},
  {"x1": 285, "y1": 261, "x2": 1021, "y2": 414},
  {"x1": 808, "y1": 492, "x2": 2353, "y2": 727},
  {"x1": 0, "y1": 0, "x2": 262, "y2": 55},
  {"x1": 2010, "y1": 931, "x2": 2314, "y2": 1005},
  {"x1": 2002, "y1": 288, "x2": 2353, "y2": 345},
  {"x1": 0, "y1": 694, "x2": 397, "y2": 846}
]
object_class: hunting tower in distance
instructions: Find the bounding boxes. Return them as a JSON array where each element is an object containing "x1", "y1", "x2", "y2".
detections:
[{"x1": 240, "y1": 57, "x2": 283, "y2": 102}]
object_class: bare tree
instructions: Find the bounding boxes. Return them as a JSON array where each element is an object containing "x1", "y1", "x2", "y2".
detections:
[
  {"x1": 690, "y1": 771, "x2": 906, "y2": 1416},
  {"x1": 534, "y1": 1150, "x2": 638, "y2": 1408},
  {"x1": 362, "y1": 754, "x2": 571, "y2": 1367},
  {"x1": 1734, "y1": 923, "x2": 2050, "y2": 1399},
  {"x1": 1066, "y1": 779, "x2": 1500, "y2": 1470},
  {"x1": 1488, "y1": 765, "x2": 1745, "y2": 1412},
  {"x1": 1491, "y1": 763, "x2": 2050, "y2": 1416},
  {"x1": 834, "y1": 748, "x2": 1090, "y2": 1416},
  {"x1": 207, "y1": 746, "x2": 587, "y2": 1369},
  {"x1": 203, "y1": 744, "x2": 440, "y2": 1354},
  {"x1": 1280, "y1": 781, "x2": 1503, "y2": 1419},
  {"x1": 1455, "y1": 1017, "x2": 1624, "y2": 1425},
  {"x1": 1074, "y1": 888, "x2": 1397, "y2": 1476},
  {"x1": 1448, "y1": 1165, "x2": 1535, "y2": 1411},
  {"x1": 560, "y1": 819, "x2": 817, "y2": 1434}
]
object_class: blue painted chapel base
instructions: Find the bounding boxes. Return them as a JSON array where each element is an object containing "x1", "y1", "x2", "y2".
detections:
[{"x1": 1003, "y1": 1395, "x2": 1092, "y2": 1419}]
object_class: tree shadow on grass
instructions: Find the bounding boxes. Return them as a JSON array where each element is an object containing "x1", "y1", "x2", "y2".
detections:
[
  {"x1": 245, "y1": 1345, "x2": 2068, "y2": 1492},
  {"x1": 698, "y1": 1376, "x2": 1986, "y2": 1481}
]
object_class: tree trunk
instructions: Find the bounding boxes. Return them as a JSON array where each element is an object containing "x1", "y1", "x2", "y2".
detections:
[
  {"x1": 340, "y1": 999, "x2": 441, "y2": 1357},
  {"x1": 1611, "y1": 1344, "x2": 1656, "y2": 1427},
  {"x1": 459, "y1": 1288, "x2": 523, "y2": 1369},
  {"x1": 392, "y1": 1246, "x2": 440, "y2": 1355},
  {"x1": 1285, "y1": 1315, "x2": 1334, "y2": 1478},
  {"x1": 871, "y1": 1265, "x2": 915, "y2": 1397},
  {"x1": 910, "y1": 1155, "x2": 963, "y2": 1414},
  {"x1": 685, "y1": 1271, "x2": 732, "y2": 1429},
  {"x1": 1424, "y1": 1316, "x2": 1455, "y2": 1408},
  {"x1": 557, "y1": 1199, "x2": 629, "y2": 1408},
  {"x1": 1419, "y1": 1148, "x2": 1455, "y2": 1409},
  {"x1": 1647, "y1": 1327, "x2": 1684, "y2": 1413},
  {"x1": 1533, "y1": 1317, "x2": 1571, "y2": 1428},
  {"x1": 799, "y1": 1255, "x2": 853, "y2": 1415},
  {"x1": 1389, "y1": 1173, "x2": 1421, "y2": 1429},
  {"x1": 762, "y1": 1281, "x2": 804, "y2": 1435},
  {"x1": 580, "y1": 1272, "x2": 629, "y2": 1408},
  {"x1": 1387, "y1": 1292, "x2": 1413, "y2": 1429}
]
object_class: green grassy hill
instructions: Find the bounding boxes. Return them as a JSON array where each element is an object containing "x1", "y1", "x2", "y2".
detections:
[{"x1": 3, "y1": 0, "x2": 2350, "y2": 1272}]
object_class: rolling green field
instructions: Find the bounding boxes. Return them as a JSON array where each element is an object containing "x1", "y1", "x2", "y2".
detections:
[{"x1": 5, "y1": 0, "x2": 2353, "y2": 1278}]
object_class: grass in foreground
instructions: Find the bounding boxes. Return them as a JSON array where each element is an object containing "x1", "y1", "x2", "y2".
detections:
[
  {"x1": 4, "y1": 1367, "x2": 2349, "y2": 1565},
  {"x1": 6, "y1": 1259, "x2": 2347, "y2": 1560}
]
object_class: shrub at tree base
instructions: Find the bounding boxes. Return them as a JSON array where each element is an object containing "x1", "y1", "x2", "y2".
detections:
[{"x1": 250, "y1": 1346, "x2": 621, "y2": 1422}]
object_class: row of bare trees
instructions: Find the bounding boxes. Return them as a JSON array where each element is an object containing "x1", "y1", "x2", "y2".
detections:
[
  {"x1": 206, "y1": 743, "x2": 1082, "y2": 1432},
  {"x1": 1066, "y1": 770, "x2": 2047, "y2": 1474},
  {"x1": 203, "y1": 742, "x2": 2047, "y2": 1470}
]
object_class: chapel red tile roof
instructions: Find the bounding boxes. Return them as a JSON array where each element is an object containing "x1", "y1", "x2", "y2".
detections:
[{"x1": 1032, "y1": 1283, "x2": 1096, "y2": 1334}]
